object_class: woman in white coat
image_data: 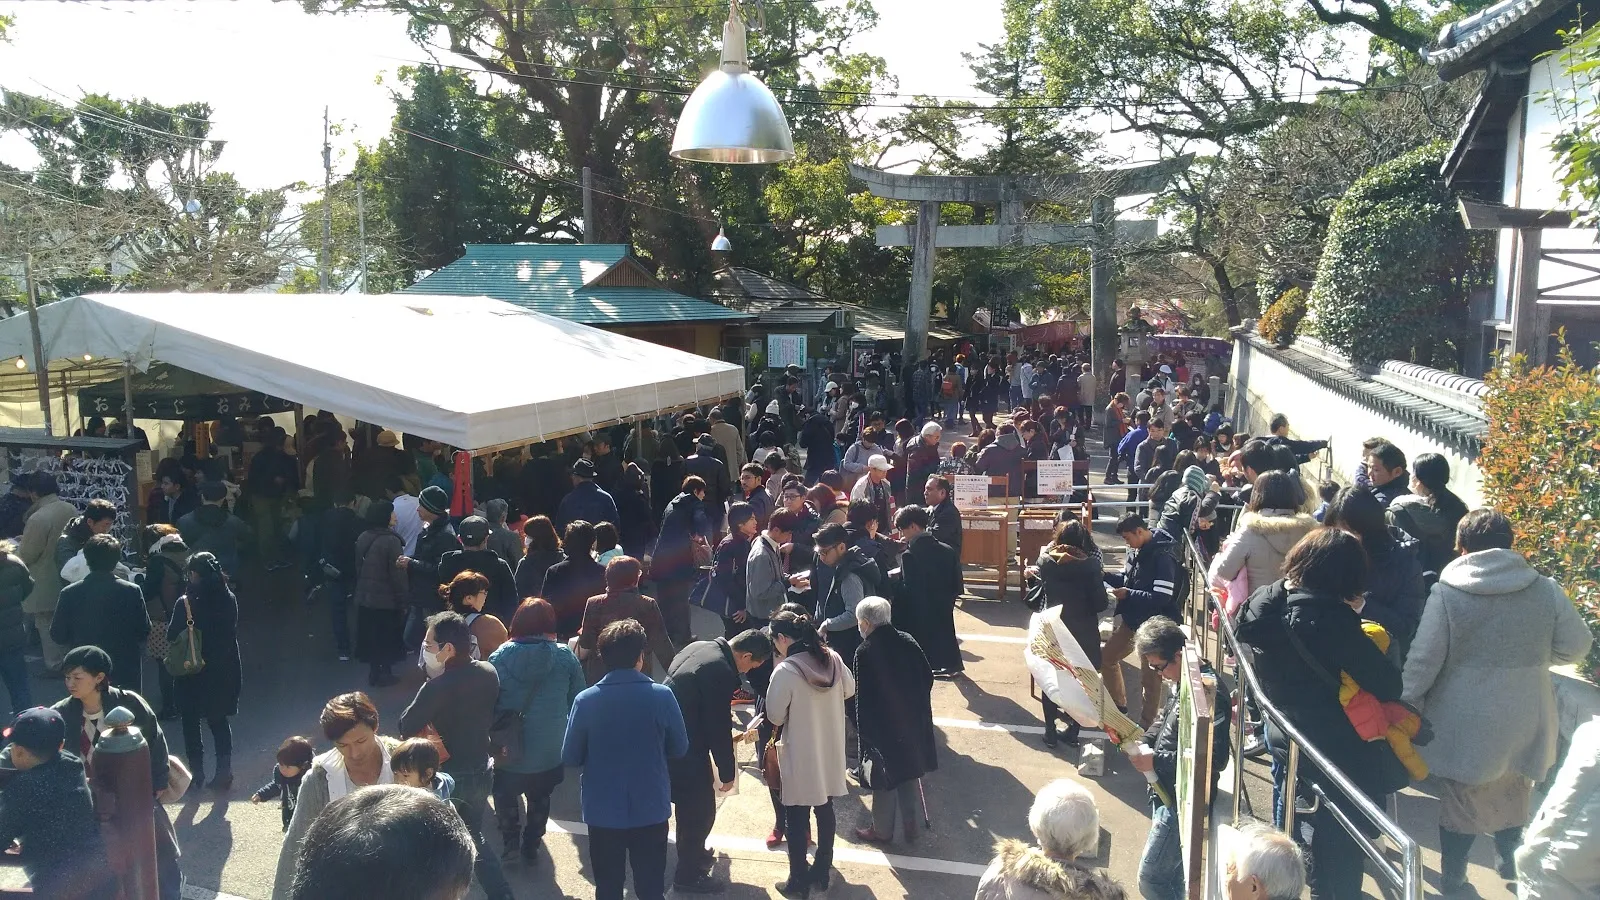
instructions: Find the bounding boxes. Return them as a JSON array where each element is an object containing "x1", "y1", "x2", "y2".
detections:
[
  {"x1": 1402, "y1": 510, "x2": 1593, "y2": 891},
  {"x1": 766, "y1": 609, "x2": 855, "y2": 898},
  {"x1": 1208, "y1": 471, "x2": 1317, "y2": 616}
]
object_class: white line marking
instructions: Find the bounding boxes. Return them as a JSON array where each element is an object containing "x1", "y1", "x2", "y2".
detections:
[
  {"x1": 957, "y1": 633, "x2": 1027, "y2": 645},
  {"x1": 547, "y1": 819, "x2": 988, "y2": 877},
  {"x1": 182, "y1": 886, "x2": 253, "y2": 900},
  {"x1": 933, "y1": 716, "x2": 1108, "y2": 742}
]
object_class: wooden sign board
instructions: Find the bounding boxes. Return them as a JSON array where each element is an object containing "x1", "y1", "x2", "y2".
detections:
[{"x1": 1176, "y1": 645, "x2": 1214, "y2": 899}]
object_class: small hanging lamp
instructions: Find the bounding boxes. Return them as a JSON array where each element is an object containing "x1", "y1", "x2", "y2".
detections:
[
  {"x1": 671, "y1": 0, "x2": 794, "y2": 164},
  {"x1": 711, "y1": 226, "x2": 733, "y2": 252}
]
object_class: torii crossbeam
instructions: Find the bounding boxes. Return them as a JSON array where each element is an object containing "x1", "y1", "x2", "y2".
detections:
[{"x1": 849, "y1": 157, "x2": 1191, "y2": 381}]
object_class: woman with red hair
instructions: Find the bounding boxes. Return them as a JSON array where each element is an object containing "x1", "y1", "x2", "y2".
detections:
[{"x1": 487, "y1": 598, "x2": 584, "y2": 866}]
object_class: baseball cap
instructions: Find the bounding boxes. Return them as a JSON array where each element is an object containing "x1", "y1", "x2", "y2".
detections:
[
  {"x1": 458, "y1": 515, "x2": 490, "y2": 545},
  {"x1": 867, "y1": 453, "x2": 892, "y2": 472},
  {"x1": 1159, "y1": 364, "x2": 1173, "y2": 374},
  {"x1": 4, "y1": 708, "x2": 64, "y2": 758},
  {"x1": 825, "y1": 381, "x2": 839, "y2": 392}
]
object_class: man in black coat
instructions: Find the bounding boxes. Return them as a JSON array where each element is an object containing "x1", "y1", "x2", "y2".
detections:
[
  {"x1": 399, "y1": 485, "x2": 461, "y2": 652},
  {"x1": 684, "y1": 435, "x2": 731, "y2": 536},
  {"x1": 0, "y1": 707, "x2": 116, "y2": 899},
  {"x1": 664, "y1": 630, "x2": 773, "y2": 893},
  {"x1": 438, "y1": 516, "x2": 519, "y2": 623},
  {"x1": 922, "y1": 475, "x2": 963, "y2": 549},
  {"x1": 852, "y1": 597, "x2": 936, "y2": 845},
  {"x1": 893, "y1": 506, "x2": 964, "y2": 676},
  {"x1": 51, "y1": 535, "x2": 150, "y2": 693}
]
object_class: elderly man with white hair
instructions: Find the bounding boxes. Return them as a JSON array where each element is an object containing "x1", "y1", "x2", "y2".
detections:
[
  {"x1": 975, "y1": 779, "x2": 1125, "y2": 900},
  {"x1": 1223, "y1": 823, "x2": 1305, "y2": 900},
  {"x1": 851, "y1": 596, "x2": 938, "y2": 847}
]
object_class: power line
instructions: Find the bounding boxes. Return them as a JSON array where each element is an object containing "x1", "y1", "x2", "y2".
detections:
[{"x1": 387, "y1": 123, "x2": 780, "y2": 228}]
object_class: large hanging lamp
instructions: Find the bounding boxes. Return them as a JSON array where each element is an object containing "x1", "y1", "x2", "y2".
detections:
[{"x1": 671, "y1": 0, "x2": 794, "y2": 164}]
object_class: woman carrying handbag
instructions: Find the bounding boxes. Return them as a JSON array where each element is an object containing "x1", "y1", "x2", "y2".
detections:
[{"x1": 167, "y1": 552, "x2": 241, "y2": 791}]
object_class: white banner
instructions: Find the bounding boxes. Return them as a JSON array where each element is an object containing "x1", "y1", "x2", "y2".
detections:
[{"x1": 767, "y1": 334, "x2": 808, "y2": 370}]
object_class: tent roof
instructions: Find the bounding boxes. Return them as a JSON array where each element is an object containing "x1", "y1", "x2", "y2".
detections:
[
  {"x1": 0, "y1": 293, "x2": 745, "y2": 452},
  {"x1": 406, "y1": 244, "x2": 752, "y2": 326}
]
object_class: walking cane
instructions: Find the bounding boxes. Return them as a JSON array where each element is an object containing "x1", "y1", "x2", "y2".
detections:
[{"x1": 917, "y1": 777, "x2": 931, "y2": 829}]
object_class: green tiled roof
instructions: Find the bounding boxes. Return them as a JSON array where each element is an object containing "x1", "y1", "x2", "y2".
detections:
[{"x1": 404, "y1": 243, "x2": 751, "y2": 326}]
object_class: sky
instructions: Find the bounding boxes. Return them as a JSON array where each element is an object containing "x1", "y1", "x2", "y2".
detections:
[{"x1": 0, "y1": 0, "x2": 1007, "y2": 191}]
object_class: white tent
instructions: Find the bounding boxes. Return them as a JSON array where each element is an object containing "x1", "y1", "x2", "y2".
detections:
[{"x1": 0, "y1": 293, "x2": 745, "y2": 452}]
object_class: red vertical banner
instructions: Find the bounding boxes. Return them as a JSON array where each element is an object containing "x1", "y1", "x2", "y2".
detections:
[{"x1": 451, "y1": 450, "x2": 473, "y2": 516}]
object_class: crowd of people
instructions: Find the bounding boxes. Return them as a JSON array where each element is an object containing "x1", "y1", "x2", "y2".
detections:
[{"x1": 0, "y1": 339, "x2": 1594, "y2": 900}]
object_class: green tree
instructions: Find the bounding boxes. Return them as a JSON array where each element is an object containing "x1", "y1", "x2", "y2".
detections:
[
  {"x1": 303, "y1": 0, "x2": 895, "y2": 304},
  {"x1": 1306, "y1": 141, "x2": 1493, "y2": 367},
  {"x1": 1550, "y1": 19, "x2": 1600, "y2": 228},
  {"x1": 0, "y1": 90, "x2": 297, "y2": 297}
]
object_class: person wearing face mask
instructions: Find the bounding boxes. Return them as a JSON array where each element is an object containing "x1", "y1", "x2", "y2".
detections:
[
  {"x1": 273, "y1": 692, "x2": 399, "y2": 900},
  {"x1": 399, "y1": 611, "x2": 514, "y2": 900}
]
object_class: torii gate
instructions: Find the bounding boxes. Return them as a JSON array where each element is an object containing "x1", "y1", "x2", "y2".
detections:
[{"x1": 848, "y1": 157, "x2": 1191, "y2": 382}]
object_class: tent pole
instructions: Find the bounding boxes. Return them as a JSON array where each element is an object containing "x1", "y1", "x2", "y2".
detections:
[
  {"x1": 23, "y1": 254, "x2": 53, "y2": 436},
  {"x1": 123, "y1": 362, "x2": 135, "y2": 433}
]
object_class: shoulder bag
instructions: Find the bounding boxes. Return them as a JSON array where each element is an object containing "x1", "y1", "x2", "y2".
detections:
[
  {"x1": 163, "y1": 595, "x2": 205, "y2": 677},
  {"x1": 762, "y1": 725, "x2": 783, "y2": 794}
]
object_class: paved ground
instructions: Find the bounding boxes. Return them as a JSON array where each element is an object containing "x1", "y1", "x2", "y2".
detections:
[{"x1": 22, "y1": 411, "x2": 1521, "y2": 899}]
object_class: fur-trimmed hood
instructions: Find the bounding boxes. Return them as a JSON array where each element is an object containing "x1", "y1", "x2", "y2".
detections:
[
  {"x1": 1238, "y1": 510, "x2": 1318, "y2": 554},
  {"x1": 976, "y1": 839, "x2": 1126, "y2": 900}
]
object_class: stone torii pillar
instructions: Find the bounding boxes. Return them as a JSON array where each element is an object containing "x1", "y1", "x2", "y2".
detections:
[{"x1": 849, "y1": 158, "x2": 1191, "y2": 383}]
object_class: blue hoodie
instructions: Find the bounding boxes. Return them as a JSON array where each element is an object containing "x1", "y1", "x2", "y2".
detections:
[{"x1": 489, "y1": 636, "x2": 586, "y2": 774}]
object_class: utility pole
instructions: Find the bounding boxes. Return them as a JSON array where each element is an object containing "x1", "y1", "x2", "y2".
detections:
[
  {"x1": 23, "y1": 253, "x2": 53, "y2": 435},
  {"x1": 355, "y1": 178, "x2": 369, "y2": 293},
  {"x1": 320, "y1": 106, "x2": 332, "y2": 292},
  {"x1": 582, "y1": 166, "x2": 595, "y2": 243}
]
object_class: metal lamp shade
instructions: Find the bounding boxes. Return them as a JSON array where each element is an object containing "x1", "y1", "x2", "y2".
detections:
[
  {"x1": 671, "y1": 69, "x2": 795, "y2": 164},
  {"x1": 671, "y1": 7, "x2": 794, "y2": 164},
  {"x1": 712, "y1": 228, "x2": 733, "y2": 251}
]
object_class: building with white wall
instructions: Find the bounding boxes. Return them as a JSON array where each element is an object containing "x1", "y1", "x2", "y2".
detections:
[{"x1": 1428, "y1": 0, "x2": 1600, "y2": 368}]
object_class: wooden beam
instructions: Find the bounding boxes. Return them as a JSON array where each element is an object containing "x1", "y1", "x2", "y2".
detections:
[
  {"x1": 1458, "y1": 198, "x2": 1576, "y2": 230},
  {"x1": 848, "y1": 155, "x2": 1193, "y2": 203},
  {"x1": 875, "y1": 223, "x2": 1099, "y2": 248}
]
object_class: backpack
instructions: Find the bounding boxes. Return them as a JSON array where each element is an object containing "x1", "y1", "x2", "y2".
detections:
[{"x1": 941, "y1": 375, "x2": 957, "y2": 398}]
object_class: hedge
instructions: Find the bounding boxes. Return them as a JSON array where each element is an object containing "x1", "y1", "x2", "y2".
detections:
[{"x1": 1479, "y1": 335, "x2": 1600, "y2": 681}]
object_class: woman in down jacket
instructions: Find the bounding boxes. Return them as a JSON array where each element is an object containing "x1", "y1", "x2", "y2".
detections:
[{"x1": 1208, "y1": 471, "x2": 1316, "y2": 616}]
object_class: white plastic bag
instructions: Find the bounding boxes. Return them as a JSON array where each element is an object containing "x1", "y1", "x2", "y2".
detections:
[{"x1": 1024, "y1": 608, "x2": 1104, "y2": 727}]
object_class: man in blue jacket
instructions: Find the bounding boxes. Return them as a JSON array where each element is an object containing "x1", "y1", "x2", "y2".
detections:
[
  {"x1": 1112, "y1": 409, "x2": 1151, "y2": 489},
  {"x1": 557, "y1": 458, "x2": 619, "y2": 532},
  {"x1": 562, "y1": 618, "x2": 689, "y2": 900},
  {"x1": 1100, "y1": 514, "x2": 1185, "y2": 728}
]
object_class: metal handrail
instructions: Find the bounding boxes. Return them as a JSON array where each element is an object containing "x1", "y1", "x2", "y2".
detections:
[{"x1": 1178, "y1": 531, "x2": 1424, "y2": 900}]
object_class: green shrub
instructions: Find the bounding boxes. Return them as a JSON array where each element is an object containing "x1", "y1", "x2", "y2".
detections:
[
  {"x1": 1257, "y1": 286, "x2": 1307, "y2": 346},
  {"x1": 1307, "y1": 141, "x2": 1492, "y2": 367},
  {"x1": 1480, "y1": 334, "x2": 1600, "y2": 681}
]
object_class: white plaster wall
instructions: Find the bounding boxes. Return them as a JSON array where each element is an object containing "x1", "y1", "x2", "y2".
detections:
[
  {"x1": 1526, "y1": 57, "x2": 1600, "y2": 299},
  {"x1": 1229, "y1": 340, "x2": 1485, "y2": 506}
]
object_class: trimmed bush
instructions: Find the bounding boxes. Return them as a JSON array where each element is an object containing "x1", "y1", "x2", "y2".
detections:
[
  {"x1": 1479, "y1": 334, "x2": 1600, "y2": 681},
  {"x1": 1258, "y1": 286, "x2": 1307, "y2": 346},
  {"x1": 1307, "y1": 141, "x2": 1492, "y2": 368}
]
